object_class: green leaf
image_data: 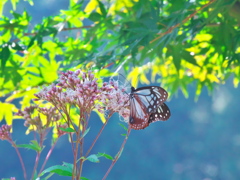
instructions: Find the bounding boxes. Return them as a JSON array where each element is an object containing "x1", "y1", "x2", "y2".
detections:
[
  {"x1": 97, "y1": 0, "x2": 107, "y2": 17},
  {"x1": 59, "y1": 127, "x2": 75, "y2": 133},
  {"x1": 181, "y1": 50, "x2": 200, "y2": 67},
  {"x1": 87, "y1": 154, "x2": 100, "y2": 163},
  {"x1": 17, "y1": 140, "x2": 42, "y2": 152},
  {"x1": 27, "y1": 36, "x2": 36, "y2": 48},
  {"x1": 0, "y1": 0, "x2": 8, "y2": 16},
  {"x1": 62, "y1": 162, "x2": 74, "y2": 169},
  {"x1": 80, "y1": 177, "x2": 90, "y2": 180},
  {"x1": 0, "y1": 44, "x2": 10, "y2": 71},
  {"x1": 89, "y1": 12, "x2": 102, "y2": 22},
  {"x1": 10, "y1": 0, "x2": 19, "y2": 10},
  {"x1": 172, "y1": 51, "x2": 181, "y2": 72},
  {"x1": 82, "y1": 127, "x2": 90, "y2": 138},
  {"x1": 39, "y1": 165, "x2": 72, "y2": 177},
  {"x1": 98, "y1": 152, "x2": 114, "y2": 160},
  {"x1": 118, "y1": 123, "x2": 128, "y2": 131},
  {"x1": 10, "y1": 42, "x2": 24, "y2": 51}
]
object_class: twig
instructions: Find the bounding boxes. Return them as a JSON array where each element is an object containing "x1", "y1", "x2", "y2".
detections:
[
  {"x1": 85, "y1": 112, "x2": 113, "y2": 157},
  {"x1": 31, "y1": 132, "x2": 45, "y2": 180},
  {"x1": 11, "y1": 141, "x2": 28, "y2": 180},
  {"x1": 102, "y1": 127, "x2": 131, "y2": 180},
  {"x1": 38, "y1": 139, "x2": 59, "y2": 176}
]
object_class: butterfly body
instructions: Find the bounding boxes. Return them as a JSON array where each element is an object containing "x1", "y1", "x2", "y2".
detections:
[{"x1": 129, "y1": 86, "x2": 171, "y2": 130}]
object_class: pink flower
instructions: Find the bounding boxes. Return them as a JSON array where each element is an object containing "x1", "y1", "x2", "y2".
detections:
[
  {"x1": 34, "y1": 69, "x2": 130, "y2": 123},
  {"x1": 0, "y1": 124, "x2": 12, "y2": 141},
  {"x1": 98, "y1": 79, "x2": 130, "y2": 121}
]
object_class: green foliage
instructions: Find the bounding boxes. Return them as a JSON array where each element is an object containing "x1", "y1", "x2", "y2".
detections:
[
  {"x1": 17, "y1": 140, "x2": 42, "y2": 152},
  {"x1": 86, "y1": 154, "x2": 100, "y2": 163},
  {"x1": 98, "y1": 152, "x2": 114, "y2": 160},
  {"x1": 0, "y1": 0, "x2": 240, "y2": 125},
  {"x1": 59, "y1": 127, "x2": 75, "y2": 133},
  {"x1": 39, "y1": 163, "x2": 73, "y2": 177}
]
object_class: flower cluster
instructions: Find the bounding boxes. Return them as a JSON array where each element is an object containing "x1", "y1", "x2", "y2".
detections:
[
  {"x1": 0, "y1": 124, "x2": 12, "y2": 141},
  {"x1": 35, "y1": 70, "x2": 100, "y2": 113},
  {"x1": 98, "y1": 80, "x2": 130, "y2": 121},
  {"x1": 34, "y1": 69, "x2": 130, "y2": 121},
  {"x1": 16, "y1": 105, "x2": 61, "y2": 131}
]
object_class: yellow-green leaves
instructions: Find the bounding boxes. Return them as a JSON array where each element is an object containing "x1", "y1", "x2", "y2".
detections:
[{"x1": 0, "y1": 102, "x2": 17, "y2": 124}]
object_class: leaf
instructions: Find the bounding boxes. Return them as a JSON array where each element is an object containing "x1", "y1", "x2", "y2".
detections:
[
  {"x1": 88, "y1": 12, "x2": 102, "y2": 22},
  {"x1": 118, "y1": 123, "x2": 128, "y2": 131},
  {"x1": 172, "y1": 50, "x2": 181, "y2": 72},
  {"x1": 0, "y1": 44, "x2": 10, "y2": 71},
  {"x1": 0, "y1": 102, "x2": 17, "y2": 124},
  {"x1": 10, "y1": 0, "x2": 19, "y2": 10},
  {"x1": 87, "y1": 154, "x2": 100, "y2": 163},
  {"x1": 10, "y1": 42, "x2": 24, "y2": 51},
  {"x1": 98, "y1": 152, "x2": 114, "y2": 160},
  {"x1": 115, "y1": 148, "x2": 124, "y2": 160},
  {"x1": 82, "y1": 127, "x2": 90, "y2": 138},
  {"x1": 59, "y1": 127, "x2": 75, "y2": 133},
  {"x1": 97, "y1": 0, "x2": 107, "y2": 17},
  {"x1": 39, "y1": 165, "x2": 72, "y2": 177},
  {"x1": 80, "y1": 177, "x2": 90, "y2": 180},
  {"x1": 62, "y1": 162, "x2": 74, "y2": 169},
  {"x1": 181, "y1": 50, "x2": 200, "y2": 67},
  {"x1": 0, "y1": 0, "x2": 8, "y2": 16},
  {"x1": 17, "y1": 140, "x2": 42, "y2": 152}
]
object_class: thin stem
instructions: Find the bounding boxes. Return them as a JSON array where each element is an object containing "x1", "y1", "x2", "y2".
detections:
[
  {"x1": 85, "y1": 113, "x2": 112, "y2": 157},
  {"x1": 38, "y1": 139, "x2": 58, "y2": 176},
  {"x1": 31, "y1": 132, "x2": 45, "y2": 180},
  {"x1": 11, "y1": 141, "x2": 28, "y2": 180},
  {"x1": 72, "y1": 133, "x2": 78, "y2": 180},
  {"x1": 78, "y1": 113, "x2": 88, "y2": 179},
  {"x1": 102, "y1": 127, "x2": 131, "y2": 180}
]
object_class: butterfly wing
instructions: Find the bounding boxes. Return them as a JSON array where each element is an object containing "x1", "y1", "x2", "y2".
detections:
[
  {"x1": 148, "y1": 103, "x2": 171, "y2": 123},
  {"x1": 129, "y1": 86, "x2": 169, "y2": 130},
  {"x1": 129, "y1": 91, "x2": 150, "y2": 130},
  {"x1": 132, "y1": 86, "x2": 168, "y2": 113}
]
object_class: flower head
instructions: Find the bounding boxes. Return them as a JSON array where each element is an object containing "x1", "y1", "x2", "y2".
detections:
[
  {"x1": 16, "y1": 105, "x2": 61, "y2": 131},
  {"x1": 35, "y1": 69, "x2": 100, "y2": 112},
  {"x1": 0, "y1": 124, "x2": 12, "y2": 141},
  {"x1": 34, "y1": 69, "x2": 130, "y2": 125},
  {"x1": 98, "y1": 79, "x2": 130, "y2": 121}
]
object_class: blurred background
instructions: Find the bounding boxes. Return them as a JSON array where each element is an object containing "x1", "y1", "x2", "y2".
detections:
[
  {"x1": 1, "y1": 0, "x2": 240, "y2": 180},
  {"x1": 1, "y1": 77, "x2": 240, "y2": 180}
]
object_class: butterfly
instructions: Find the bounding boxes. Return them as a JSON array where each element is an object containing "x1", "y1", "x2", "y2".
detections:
[{"x1": 129, "y1": 86, "x2": 171, "y2": 130}]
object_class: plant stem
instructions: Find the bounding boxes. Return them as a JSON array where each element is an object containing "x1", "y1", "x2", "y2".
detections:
[
  {"x1": 78, "y1": 114, "x2": 87, "y2": 179},
  {"x1": 85, "y1": 117, "x2": 110, "y2": 157},
  {"x1": 102, "y1": 128, "x2": 131, "y2": 180},
  {"x1": 11, "y1": 141, "x2": 28, "y2": 180},
  {"x1": 72, "y1": 133, "x2": 78, "y2": 180},
  {"x1": 31, "y1": 131, "x2": 45, "y2": 180},
  {"x1": 38, "y1": 139, "x2": 58, "y2": 176}
]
